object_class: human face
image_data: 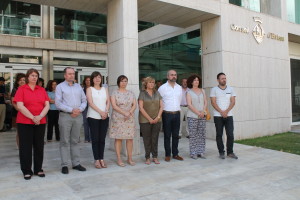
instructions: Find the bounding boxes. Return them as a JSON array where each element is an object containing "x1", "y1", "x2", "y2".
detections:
[
  {"x1": 181, "y1": 79, "x2": 187, "y2": 88},
  {"x1": 64, "y1": 68, "x2": 75, "y2": 82},
  {"x1": 192, "y1": 77, "x2": 199, "y2": 88},
  {"x1": 18, "y1": 77, "x2": 26, "y2": 87},
  {"x1": 146, "y1": 80, "x2": 155, "y2": 90},
  {"x1": 167, "y1": 70, "x2": 177, "y2": 82},
  {"x1": 28, "y1": 72, "x2": 38, "y2": 85},
  {"x1": 93, "y1": 75, "x2": 101, "y2": 86},
  {"x1": 119, "y1": 78, "x2": 128, "y2": 89},
  {"x1": 52, "y1": 81, "x2": 57, "y2": 91},
  {"x1": 85, "y1": 78, "x2": 91, "y2": 87},
  {"x1": 0, "y1": 81, "x2": 4, "y2": 86},
  {"x1": 218, "y1": 75, "x2": 227, "y2": 86}
]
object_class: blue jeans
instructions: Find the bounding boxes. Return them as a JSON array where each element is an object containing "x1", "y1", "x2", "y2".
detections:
[
  {"x1": 214, "y1": 116, "x2": 234, "y2": 154},
  {"x1": 162, "y1": 112, "x2": 180, "y2": 157}
]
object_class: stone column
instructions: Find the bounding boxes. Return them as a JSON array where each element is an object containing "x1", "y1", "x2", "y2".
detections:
[
  {"x1": 41, "y1": 5, "x2": 54, "y2": 82},
  {"x1": 107, "y1": 0, "x2": 140, "y2": 155}
]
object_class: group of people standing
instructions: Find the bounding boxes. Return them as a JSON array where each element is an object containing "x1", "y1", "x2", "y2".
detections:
[{"x1": 10, "y1": 66, "x2": 238, "y2": 180}]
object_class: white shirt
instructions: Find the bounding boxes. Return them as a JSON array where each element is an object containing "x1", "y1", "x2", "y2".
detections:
[
  {"x1": 87, "y1": 87, "x2": 107, "y2": 119},
  {"x1": 210, "y1": 86, "x2": 236, "y2": 117},
  {"x1": 180, "y1": 87, "x2": 189, "y2": 106},
  {"x1": 158, "y1": 81, "x2": 182, "y2": 112}
]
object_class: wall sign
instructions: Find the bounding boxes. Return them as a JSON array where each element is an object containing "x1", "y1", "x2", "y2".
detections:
[{"x1": 230, "y1": 17, "x2": 284, "y2": 44}]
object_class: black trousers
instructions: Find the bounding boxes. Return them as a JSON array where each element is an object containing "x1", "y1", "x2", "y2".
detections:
[
  {"x1": 87, "y1": 117, "x2": 109, "y2": 160},
  {"x1": 47, "y1": 110, "x2": 60, "y2": 141},
  {"x1": 18, "y1": 123, "x2": 46, "y2": 175},
  {"x1": 162, "y1": 112, "x2": 180, "y2": 157},
  {"x1": 214, "y1": 116, "x2": 234, "y2": 154}
]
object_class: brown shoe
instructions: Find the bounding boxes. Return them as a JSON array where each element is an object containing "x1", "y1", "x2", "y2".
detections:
[
  {"x1": 165, "y1": 156, "x2": 171, "y2": 162},
  {"x1": 173, "y1": 155, "x2": 184, "y2": 161}
]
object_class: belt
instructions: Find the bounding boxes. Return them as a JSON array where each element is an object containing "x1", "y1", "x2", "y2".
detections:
[
  {"x1": 163, "y1": 110, "x2": 180, "y2": 114},
  {"x1": 60, "y1": 111, "x2": 71, "y2": 114},
  {"x1": 180, "y1": 105, "x2": 188, "y2": 107}
]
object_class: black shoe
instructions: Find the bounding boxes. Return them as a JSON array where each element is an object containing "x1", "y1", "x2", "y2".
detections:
[
  {"x1": 186, "y1": 136, "x2": 190, "y2": 139},
  {"x1": 227, "y1": 153, "x2": 238, "y2": 159},
  {"x1": 72, "y1": 164, "x2": 86, "y2": 171},
  {"x1": 219, "y1": 153, "x2": 225, "y2": 159},
  {"x1": 61, "y1": 166, "x2": 69, "y2": 174}
]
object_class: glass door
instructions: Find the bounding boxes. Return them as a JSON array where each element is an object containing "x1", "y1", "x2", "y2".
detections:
[{"x1": 291, "y1": 59, "x2": 300, "y2": 123}]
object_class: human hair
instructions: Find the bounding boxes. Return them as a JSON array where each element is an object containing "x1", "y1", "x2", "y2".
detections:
[
  {"x1": 0, "y1": 77, "x2": 4, "y2": 82},
  {"x1": 142, "y1": 76, "x2": 156, "y2": 91},
  {"x1": 82, "y1": 76, "x2": 91, "y2": 89},
  {"x1": 13, "y1": 73, "x2": 26, "y2": 89},
  {"x1": 117, "y1": 75, "x2": 128, "y2": 87},
  {"x1": 46, "y1": 80, "x2": 57, "y2": 92},
  {"x1": 38, "y1": 78, "x2": 44, "y2": 87},
  {"x1": 63, "y1": 67, "x2": 75, "y2": 74},
  {"x1": 187, "y1": 74, "x2": 202, "y2": 89},
  {"x1": 217, "y1": 72, "x2": 226, "y2": 79},
  {"x1": 167, "y1": 69, "x2": 176, "y2": 76},
  {"x1": 90, "y1": 71, "x2": 102, "y2": 87},
  {"x1": 25, "y1": 68, "x2": 39, "y2": 84}
]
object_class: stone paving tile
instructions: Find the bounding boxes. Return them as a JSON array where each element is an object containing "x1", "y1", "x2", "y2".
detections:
[{"x1": 0, "y1": 129, "x2": 300, "y2": 200}]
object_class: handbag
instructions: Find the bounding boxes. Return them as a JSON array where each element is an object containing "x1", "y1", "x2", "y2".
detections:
[{"x1": 206, "y1": 109, "x2": 211, "y2": 120}]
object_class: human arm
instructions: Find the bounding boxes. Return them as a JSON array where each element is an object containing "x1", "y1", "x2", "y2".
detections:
[
  {"x1": 110, "y1": 94, "x2": 128, "y2": 117},
  {"x1": 33, "y1": 101, "x2": 50, "y2": 124},
  {"x1": 187, "y1": 92, "x2": 205, "y2": 118},
  {"x1": 138, "y1": 99, "x2": 155, "y2": 124},
  {"x1": 222, "y1": 96, "x2": 235, "y2": 118},
  {"x1": 153, "y1": 99, "x2": 163, "y2": 124},
  {"x1": 55, "y1": 84, "x2": 74, "y2": 113}
]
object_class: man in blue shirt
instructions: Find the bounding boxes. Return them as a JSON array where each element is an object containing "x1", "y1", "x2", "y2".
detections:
[{"x1": 55, "y1": 67, "x2": 87, "y2": 174}]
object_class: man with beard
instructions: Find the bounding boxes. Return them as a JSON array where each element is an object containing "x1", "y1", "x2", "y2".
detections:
[
  {"x1": 210, "y1": 73, "x2": 238, "y2": 159},
  {"x1": 158, "y1": 70, "x2": 183, "y2": 162}
]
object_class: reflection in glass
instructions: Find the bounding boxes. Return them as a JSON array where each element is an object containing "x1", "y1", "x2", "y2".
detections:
[
  {"x1": 139, "y1": 30, "x2": 201, "y2": 85},
  {"x1": 54, "y1": 8, "x2": 107, "y2": 43},
  {"x1": 287, "y1": 0, "x2": 300, "y2": 24},
  {"x1": 229, "y1": 0, "x2": 261, "y2": 12},
  {"x1": 0, "y1": 0, "x2": 41, "y2": 37}
]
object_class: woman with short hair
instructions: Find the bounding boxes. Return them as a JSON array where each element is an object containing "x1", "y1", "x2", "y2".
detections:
[
  {"x1": 86, "y1": 71, "x2": 110, "y2": 169},
  {"x1": 138, "y1": 77, "x2": 163, "y2": 165},
  {"x1": 14, "y1": 68, "x2": 50, "y2": 180},
  {"x1": 110, "y1": 75, "x2": 137, "y2": 167}
]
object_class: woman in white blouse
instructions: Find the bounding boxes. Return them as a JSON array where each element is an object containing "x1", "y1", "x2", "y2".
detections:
[{"x1": 86, "y1": 71, "x2": 110, "y2": 169}]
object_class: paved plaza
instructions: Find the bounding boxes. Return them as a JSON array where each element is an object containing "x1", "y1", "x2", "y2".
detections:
[{"x1": 0, "y1": 129, "x2": 299, "y2": 200}]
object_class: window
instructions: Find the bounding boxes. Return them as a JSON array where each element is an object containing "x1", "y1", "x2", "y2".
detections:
[
  {"x1": 0, "y1": 0, "x2": 41, "y2": 37},
  {"x1": 287, "y1": 0, "x2": 300, "y2": 24}
]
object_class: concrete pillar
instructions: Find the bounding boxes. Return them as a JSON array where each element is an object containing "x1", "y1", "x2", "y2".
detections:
[
  {"x1": 107, "y1": 0, "x2": 140, "y2": 155},
  {"x1": 201, "y1": 17, "x2": 223, "y2": 140},
  {"x1": 41, "y1": 5, "x2": 55, "y2": 82}
]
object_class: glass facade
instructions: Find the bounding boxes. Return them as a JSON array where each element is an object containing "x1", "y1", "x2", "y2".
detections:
[
  {"x1": 287, "y1": 0, "x2": 300, "y2": 24},
  {"x1": 291, "y1": 59, "x2": 300, "y2": 122},
  {"x1": 0, "y1": 0, "x2": 41, "y2": 37},
  {"x1": 229, "y1": 0, "x2": 261, "y2": 12},
  {"x1": 139, "y1": 30, "x2": 201, "y2": 85},
  {"x1": 55, "y1": 8, "x2": 107, "y2": 43}
]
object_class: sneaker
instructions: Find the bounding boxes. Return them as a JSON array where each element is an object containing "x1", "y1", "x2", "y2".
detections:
[
  {"x1": 190, "y1": 155, "x2": 198, "y2": 159},
  {"x1": 72, "y1": 164, "x2": 86, "y2": 171},
  {"x1": 219, "y1": 153, "x2": 225, "y2": 159},
  {"x1": 227, "y1": 153, "x2": 238, "y2": 159}
]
